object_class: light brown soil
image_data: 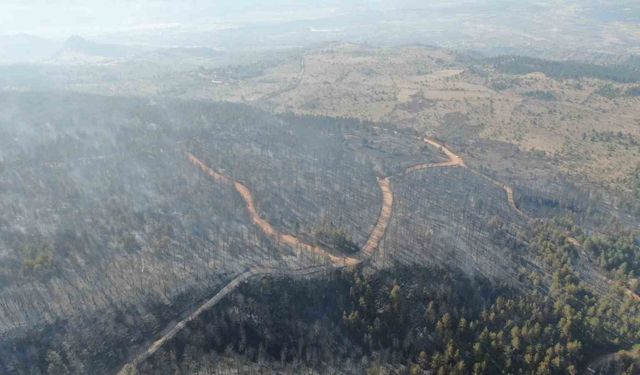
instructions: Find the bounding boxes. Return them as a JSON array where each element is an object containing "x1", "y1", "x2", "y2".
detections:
[
  {"x1": 233, "y1": 180, "x2": 360, "y2": 266},
  {"x1": 360, "y1": 177, "x2": 393, "y2": 259},
  {"x1": 405, "y1": 138, "x2": 465, "y2": 173}
]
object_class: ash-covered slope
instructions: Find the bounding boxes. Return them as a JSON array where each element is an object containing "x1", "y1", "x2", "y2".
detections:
[{"x1": 0, "y1": 90, "x2": 621, "y2": 374}]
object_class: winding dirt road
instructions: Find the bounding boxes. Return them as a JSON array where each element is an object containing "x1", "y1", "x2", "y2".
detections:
[
  {"x1": 429, "y1": 142, "x2": 640, "y2": 302},
  {"x1": 187, "y1": 152, "x2": 361, "y2": 266},
  {"x1": 235, "y1": 180, "x2": 360, "y2": 266},
  {"x1": 405, "y1": 138, "x2": 465, "y2": 173},
  {"x1": 360, "y1": 177, "x2": 393, "y2": 259},
  {"x1": 424, "y1": 138, "x2": 466, "y2": 167},
  {"x1": 127, "y1": 269, "x2": 263, "y2": 368},
  {"x1": 121, "y1": 152, "x2": 394, "y2": 372},
  {"x1": 465, "y1": 168, "x2": 527, "y2": 218},
  {"x1": 126, "y1": 265, "x2": 334, "y2": 369},
  {"x1": 122, "y1": 135, "x2": 637, "y2": 373},
  {"x1": 404, "y1": 138, "x2": 526, "y2": 220},
  {"x1": 121, "y1": 137, "x2": 478, "y2": 373}
]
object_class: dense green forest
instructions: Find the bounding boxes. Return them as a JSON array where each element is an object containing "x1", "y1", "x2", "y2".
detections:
[{"x1": 488, "y1": 56, "x2": 640, "y2": 83}]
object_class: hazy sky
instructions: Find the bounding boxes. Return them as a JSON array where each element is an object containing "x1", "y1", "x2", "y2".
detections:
[
  {"x1": 0, "y1": 0, "x2": 402, "y2": 38},
  {"x1": 1, "y1": 1, "x2": 531, "y2": 38},
  {"x1": 3, "y1": 0, "x2": 638, "y2": 55}
]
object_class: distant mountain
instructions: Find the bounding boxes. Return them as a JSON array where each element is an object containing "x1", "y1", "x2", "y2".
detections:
[
  {"x1": 0, "y1": 34, "x2": 61, "y2": 63},
  {"x1": 144, "y1": 47, "x2": 222, "y2": 59},
  {"x1": 51, "y1": 36, "x2": 145, "y2": 63}
]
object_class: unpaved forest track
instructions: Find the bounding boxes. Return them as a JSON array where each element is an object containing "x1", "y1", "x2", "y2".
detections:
[
  {"x1": 128, "y1": 269, "x2": 262, "y2": 368},
  {"x1": 122, "y1": 137, "x2": 497, "y2": 373},
  {"x1": 126, "y1": 265, "x2": 334, "y2": 369},
  {"x1": 585, "y1": 346, "x2": 640, "y2": 374},
  {"x1": 465, "y1": 168, "x2": 527, "y2": 218},
  {"x1": 404, "y1": 138, "x2": 465, "y2": 173},
  {"x1": 438, "y1": 142, "x2": 640, "y2": 302},
  {"x1": 404, "y1": 139, "x2": 640, "y2": 303},
  {"x1": 423, "y1": 138, "x2": 465, "y2": 167},
  {"x1": 234, "y1": 180, "x2": 360, "y2": 265},
  {"x1": 121, "y1": 151, "x2": 392, "y2": 372},
  {"x1": 360, "y1": 177, "x2": 393, "y2": 259},
  {"x1": 186, "y1": 153, "x2": 232, "y2": 185},
  {"x1": 122, "y1": 136, "x2": 638, "y2": 373},
  {"x1": 188, "y1": 152, "x2": 361, "y2": 266},
  {"x1": 404, "y1": 138, "x2": 525, "y2": 219}
]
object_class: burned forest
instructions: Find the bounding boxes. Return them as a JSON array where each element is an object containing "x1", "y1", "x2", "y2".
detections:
[
  {"x1": 0, "y1": 90, "x2": 637, "y2": 375},
  {"x1": 2, "y1": 2, "x2": 640, "y2": 373}
]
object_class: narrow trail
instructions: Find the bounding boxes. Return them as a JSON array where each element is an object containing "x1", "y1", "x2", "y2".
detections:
[
  {"x1": 423, "y1": 138, "x2": 466, "y2": 167},
  {"x1": 126, "y1": 264, "x2": 338, "y2": 369},
  {"x1": 121, "y1": 135, "x2": 638, "y2": 373},
  {"x1": 405, "y1": 138, "x2": 525, "y2": 219},
  {"x1": 404, "y1": 138, "x2": 465, "y2": 173},
  {"x1": 121, "y1": 151, "x2": 393, "y2": 373},
  {"x1": 585, "y1": 345, "x2": 640, "y2": 374},
  {"x1": 122, "y1": 138, "x2": 493, "y2": 372},
  {"x1": 234, "y1": 180, "x2": 360, "y2": 265},
  {"x1": 405, "y1": 139, "x2": 640, "y2": 303},
  {"x1": 187, "y1": 152, "x2": 360, "y2": 267},
  {"x1": 126, "y1": 269, "x2": 261, "y2": 368},
  {"x1": 360, "y1": 177, "x2": 393, "y2": 259},
  {"x1": 466, "y1": 168, "x2": 527, "y2": 218}
]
